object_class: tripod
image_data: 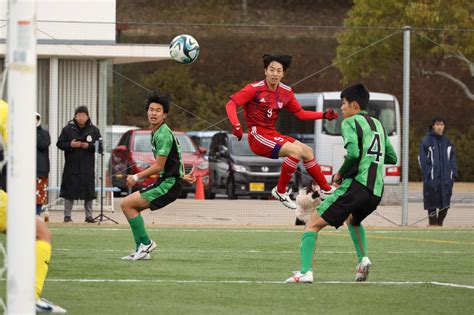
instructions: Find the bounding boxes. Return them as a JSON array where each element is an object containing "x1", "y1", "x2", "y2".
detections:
[{"x1": 94, "y1": 138, "x2": 118, "y2": 224}]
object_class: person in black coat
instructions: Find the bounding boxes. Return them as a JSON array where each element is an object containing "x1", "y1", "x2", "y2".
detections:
[
  {"x1": 57, "y1": 105, "x2": 101, "y2": 223},
  {"x1": 36, "y1": 112, "x2": 51, "y2": 216},
  {"x1": 419, "y1": 116, "x2": 458, "y2": 226}
]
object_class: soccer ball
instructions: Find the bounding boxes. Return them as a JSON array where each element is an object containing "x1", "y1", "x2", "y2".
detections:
[{"x1": 169, "y1": 34, "x2": 200, "y2": 64}]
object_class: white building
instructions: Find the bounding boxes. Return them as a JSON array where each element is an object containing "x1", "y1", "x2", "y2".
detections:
[{"x1": 0, "y1": 0, "x2": 169, "y2": 191}]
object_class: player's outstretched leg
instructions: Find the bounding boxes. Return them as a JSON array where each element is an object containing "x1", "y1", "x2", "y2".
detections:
[
  {"x1": 302, "y1": 158, "x2": 335, "y2": 199},
  {"x1": 286, "y1": 231, "x2": 318, "y2": 284},
  {"x1": 272, "y1": 157, "x2": 299, "y2": 209}
]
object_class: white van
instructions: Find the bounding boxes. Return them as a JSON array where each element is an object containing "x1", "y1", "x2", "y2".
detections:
[{"x1": 277, "y1": 92, "x2": 401, "y2": 185}]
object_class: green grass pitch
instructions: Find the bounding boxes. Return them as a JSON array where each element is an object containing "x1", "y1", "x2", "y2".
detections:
[{"x1": 1, "y1": 226, "x2": 473, "y2": 314}]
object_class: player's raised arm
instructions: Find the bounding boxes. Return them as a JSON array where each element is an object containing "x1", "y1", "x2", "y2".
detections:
[
  {"x1": 293, "y1": 108, "x2": 338, "y2": 121},
  {"x1": 286, "y1": 94, "x2": 338, "y2": 121},
  {"x1": 225, "y1": 99, "x2": 243, "y2": 140}
]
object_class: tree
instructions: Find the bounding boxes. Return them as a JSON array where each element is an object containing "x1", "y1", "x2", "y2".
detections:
[
  {"x1": 143, "y1": 65, "x2": 239, "y2": 131},
  {"x1": 335, "y1": 0, "x2": 474, "y2": 100}
]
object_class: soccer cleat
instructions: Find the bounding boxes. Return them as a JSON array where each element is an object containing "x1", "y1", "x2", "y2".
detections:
[
  {"x1": 36, "y1": 297, "x2": 67, "y2": 313},
  {"x1": 285, "y1": 271, "x2": 313, "y2": 283},
  {"x1": 272, "y1": 187, "x2": 297, "y2": 209},
  {"x1": 355, "y1": 256, "x2": 372, "y2": 282},
  {"x1": 121, "y1": 252, "x2": 151, "y2": 261},
  {"x1": 319, "y1": 186, "x2": 336, "y2": 200},
  {"x1": 132, "y1": 240, "x2": 157, "y2": 260}
]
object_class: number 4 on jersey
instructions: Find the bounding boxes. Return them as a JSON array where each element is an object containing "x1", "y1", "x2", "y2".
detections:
[{"x1": 367, "y1": 133, "x2": 383, "y2": 163}]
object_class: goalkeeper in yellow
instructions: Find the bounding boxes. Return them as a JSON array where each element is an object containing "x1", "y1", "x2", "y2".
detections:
[{"x1": 0, "y1": 99, "x2": 66, "y2": 313}]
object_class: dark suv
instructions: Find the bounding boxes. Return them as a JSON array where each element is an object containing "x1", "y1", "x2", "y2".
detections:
[{"x1": 208, "y1": 132, "x2": 299, "y2": 199}]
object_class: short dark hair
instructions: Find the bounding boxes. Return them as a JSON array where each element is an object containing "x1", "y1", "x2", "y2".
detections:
[
  {"x1": 340, "y1": 83, "x2": 370, "y2": 109},
  {"x1": 145, "y1": 89, "x2": 171, "y2": 113},
  {"x1": 74, "y1": 105, "x2": 89, "y2": 116},
  {"x1": 430, "y1": 116, "x2": 445, "y2": 128},
  {"x1": 263, "y1": 54, "x2": 292, "y2": 71}
]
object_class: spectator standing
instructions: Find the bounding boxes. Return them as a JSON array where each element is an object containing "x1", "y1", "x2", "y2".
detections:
[
  {"x1": 36, "y1": 112, "x2": 51, "y2": 217},
  {"x1": 419, "y1": 116, "x2": 458, "y2": 227},
  {"x1": 57, "y1": 105, "x2": 101, "y2": 223}
]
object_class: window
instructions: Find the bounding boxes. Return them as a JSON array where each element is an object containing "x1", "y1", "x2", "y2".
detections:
[
  {"x1": 322, "y1": 100, "x2": 397, "y2": 136},
  {"x1": 175, "y1": 134, "x2": 198, "y2": 153},
  {"x1": 229, "y1": 137, "x2": 254, "y2": 156},
  {"x1": 134, "y1": 133, "x2": 151, "y2": 152}
]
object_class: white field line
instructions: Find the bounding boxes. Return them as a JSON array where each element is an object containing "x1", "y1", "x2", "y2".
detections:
[
  {"x1": 49, "y1": 228, "x2": 474, "y2": 234},
  {"x1": 42, "y1": 278, "x2": 474, "y2": 289},
  {"x1": 53, "y1": 248, "x2": 470, "y2": 255}
]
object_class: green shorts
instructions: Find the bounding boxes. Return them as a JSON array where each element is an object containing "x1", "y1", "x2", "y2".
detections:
[{"x1": 140, "y1": 177, "x2": 182, "y2": 211}]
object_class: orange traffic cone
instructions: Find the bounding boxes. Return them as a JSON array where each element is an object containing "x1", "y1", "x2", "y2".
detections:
[{"x1": 195, "y1": 175, "x2": 205, "y2": 200}]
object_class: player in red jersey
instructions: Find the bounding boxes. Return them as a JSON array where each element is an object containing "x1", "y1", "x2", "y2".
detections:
[{"x1": 225, "y1": 54, "x2": 338, "y2": 209}]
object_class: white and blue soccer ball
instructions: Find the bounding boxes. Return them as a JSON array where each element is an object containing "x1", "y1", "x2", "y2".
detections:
[{"x1": 169, "y1": 34, "x2": 200, "y2": 64}]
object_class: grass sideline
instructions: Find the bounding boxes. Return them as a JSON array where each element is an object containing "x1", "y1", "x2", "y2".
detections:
[{"x1": 1, "y1": 226, "x2": 473, "y2": 314}]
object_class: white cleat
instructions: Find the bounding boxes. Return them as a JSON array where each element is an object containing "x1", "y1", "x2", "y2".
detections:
[
  {"x1": 36, "y1": 298, "x2": 67, "y2": 313},
  {"x1": 319, "y1": 186, "x2": 336, "y2": 200},
  {"x1": 355, "y1": 256, "x2": 372, "y2": 282},
  {"x1": 272, "y1": 187, "x2": 297, "y2": 209},
  {"x1": 285, "y1": 271, "x2": 313, "y2": 283},
  {"x1": 121, "y1": 252, "x2": 151, "y2": 261},
  {"x1": 132, "y1": 240, "x2": 157, "y2": 261}
]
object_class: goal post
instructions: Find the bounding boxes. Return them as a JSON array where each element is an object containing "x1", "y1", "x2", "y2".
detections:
[{"x1": 6, "y1": 0, "x2": 37, "y2": 313}]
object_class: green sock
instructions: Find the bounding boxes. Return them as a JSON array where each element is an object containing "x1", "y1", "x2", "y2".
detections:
[
  {"x1": 348, "y1": 223, "x2": 368, "y2": 263},
  {"x1": 128, "y1": 215, "x2": 151, "y2": 250},
  {"x1": 300, "y1": 231, "x2": 318, "y2": 273}
]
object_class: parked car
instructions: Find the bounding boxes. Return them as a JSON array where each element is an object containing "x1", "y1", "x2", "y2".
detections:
[
  {"x1": 186, "y1": 130, "x2": 220, "y2": 159},
  {"x1": 104, "y1": 125, "x2": 139, "y2": 174},
  {"x1": 110, "y1": 129, "x2": 211, "y2": 198},
  {"x1": 208, "y1": 132, "x2": 299, "y2": 199}
]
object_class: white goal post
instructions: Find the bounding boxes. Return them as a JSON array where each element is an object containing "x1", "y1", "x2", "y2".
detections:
[{"x1": 6, "y1": 0, "x2": 37, "y2": 313}]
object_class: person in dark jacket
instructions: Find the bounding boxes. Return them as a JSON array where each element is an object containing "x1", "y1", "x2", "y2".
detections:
[
  {"x1": 57, "y1": 105, "x2": 101, "y2": 223},
  {"x1": 36, "y1": 112, "x2": 51, "y2": 217},
  {"x1": 419, "y1": 116, "x2": 458, "y2": 226}
]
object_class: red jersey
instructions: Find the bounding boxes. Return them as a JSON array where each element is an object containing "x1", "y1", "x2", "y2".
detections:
[{"x1": 230, "y1": 80, "x2": 302, "y2": 130}]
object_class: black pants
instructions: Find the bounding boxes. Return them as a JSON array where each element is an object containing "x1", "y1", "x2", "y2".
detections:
[{"x1": 428, "y1": 208, "x2": 449, "y2": 226}]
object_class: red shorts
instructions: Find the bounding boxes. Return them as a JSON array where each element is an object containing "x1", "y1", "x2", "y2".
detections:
[
  {"x1": 36, "y1": 177, "x2": 48, "y2": 205},
  {"x1": 248, "y1": 126, "x2": 295, "y2": 159}
]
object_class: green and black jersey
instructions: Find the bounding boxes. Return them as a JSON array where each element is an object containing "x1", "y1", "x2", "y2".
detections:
[
  {"x1": 338, "y1": 111, "x2": 397, "y2": 197},
  {"x1": 151, "y1": 124, "x2": 184, "y2": 179}
]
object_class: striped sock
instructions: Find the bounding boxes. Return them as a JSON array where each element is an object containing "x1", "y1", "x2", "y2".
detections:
[
  {"x1": 277, "y1": 156, "x2": 299, "y2": 193},
  {"x1": 303, "y1": 158, "x2": 331, "y2": 191}
]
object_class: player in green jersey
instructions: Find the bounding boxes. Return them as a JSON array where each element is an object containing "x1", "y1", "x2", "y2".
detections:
[
  {"x1": 120, "y1": 89, "x2": 195, "y2": 261},
  {"x1": 286, "y1": 83, "x2": 397, "y2": 283}
]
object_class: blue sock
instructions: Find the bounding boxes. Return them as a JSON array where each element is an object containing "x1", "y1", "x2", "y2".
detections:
[{"x1": 36, "y1": 204, "x2": 42, "y2": 216}]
